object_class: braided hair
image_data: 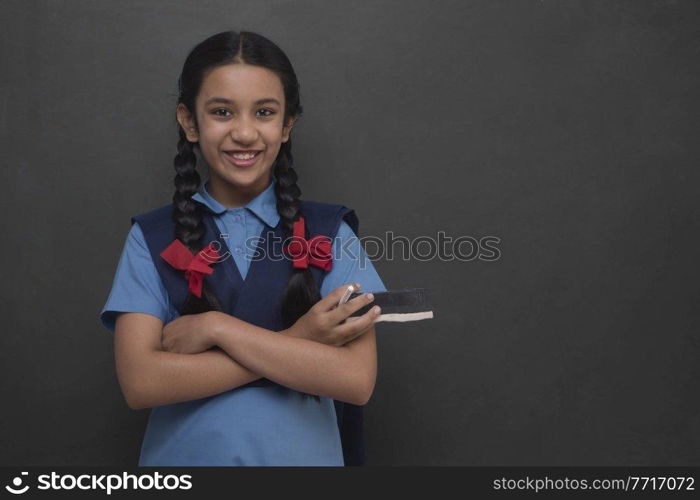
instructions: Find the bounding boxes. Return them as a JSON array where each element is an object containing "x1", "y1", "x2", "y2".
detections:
[
  {"x1": 172, "y1": 124, "x2": 225, "y2": 315},
  {"x1": 172, "y1": 31, "x2": 321, "y2": 399}
]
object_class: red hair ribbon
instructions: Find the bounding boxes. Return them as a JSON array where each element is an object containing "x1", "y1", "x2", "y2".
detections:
[
  {"x1": 283, "y1": 215, "x2": 333, "y2": 271},
  {"x1": 160, "y1": 239, "x2": 222, "y2": 298}
]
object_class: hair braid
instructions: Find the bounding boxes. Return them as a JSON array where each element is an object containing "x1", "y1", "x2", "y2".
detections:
[
  {"x1": 274, "y1": 140, "x2": 323, "y2": 403},
  {"x1": 274, "y1": 140, "x2": 322, "y2": 330},
  {"x1": 172, "y1": 127, "x2": 223, "y2": 315}
]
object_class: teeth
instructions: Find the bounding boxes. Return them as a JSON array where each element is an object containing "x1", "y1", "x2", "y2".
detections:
[{"x1": 231, "y1": 152, "x2": 257, "y2": 160}]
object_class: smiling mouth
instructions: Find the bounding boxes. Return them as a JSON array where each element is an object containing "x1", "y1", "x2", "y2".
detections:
[
  {"x1": 223, "y1": 150, "x2": 262, "y2": 167},
  {"x1": 226, "y1": 150, "x2": 261, "y2": 157}
]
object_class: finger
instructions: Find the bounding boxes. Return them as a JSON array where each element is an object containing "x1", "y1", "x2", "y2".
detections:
[
  {"x1": 336, "y1": 309, "x2": 379, "y2": 345},
  {"x1": 328, "y1": 289, "x2": 376, "y2": 324},
  {"x1": 333, "y1": 303, "x2": 381, "y2": 339},
  {"x1": 315, "y1": 282, "x2": 362, "y2": 312}
]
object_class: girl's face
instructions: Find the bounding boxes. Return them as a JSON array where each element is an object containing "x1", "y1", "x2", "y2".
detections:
[{"x1": 176, "y1": 63, "x2": 295, "y2": 206}]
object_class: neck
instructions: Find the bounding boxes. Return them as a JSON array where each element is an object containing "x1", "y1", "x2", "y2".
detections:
[{"x1": 206, "y1": 173, "x2": 272, "y2": 208}]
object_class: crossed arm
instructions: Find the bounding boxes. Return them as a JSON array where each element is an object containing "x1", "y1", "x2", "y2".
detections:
[{"x1": 114, "y1": 311, "x2": 377, "y2": 410}]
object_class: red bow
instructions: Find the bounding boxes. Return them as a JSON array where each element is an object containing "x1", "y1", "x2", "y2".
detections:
[
  {"x1": 283, "y1": 215, "x2": 333, "y2": 271},
  {"x1": 160, "y1": 239, "x2": 222, "y2": 298}
]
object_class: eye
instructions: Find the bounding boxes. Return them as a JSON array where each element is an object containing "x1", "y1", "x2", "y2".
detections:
[{"x1": 211, "y1": 108, "x2": 276, "y2": 118}]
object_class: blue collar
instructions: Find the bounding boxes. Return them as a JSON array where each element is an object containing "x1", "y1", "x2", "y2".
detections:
[{"x1": 192, "y1": 176, "x2": 281, "y2": 228}]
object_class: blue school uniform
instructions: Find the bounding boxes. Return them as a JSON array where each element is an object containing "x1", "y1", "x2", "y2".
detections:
[{"x1": 100, "y1": 175, "x2": 386, "y2": 466}]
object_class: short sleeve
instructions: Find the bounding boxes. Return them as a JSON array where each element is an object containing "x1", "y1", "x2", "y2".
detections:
[
  {"x1": 99, "y1": 222, "x2": 172, "y2": 334},
  {"x1": 320, "y1": 220, "x2": 387, "y2": 298}
]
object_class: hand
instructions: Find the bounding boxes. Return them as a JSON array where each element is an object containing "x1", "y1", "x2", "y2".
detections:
[
  {"x1": 161, "y1": 311, "x2": 219, "y2": 354},
  {"x1": 284, "y1": 283, "x2": 381, "y2": 347}
]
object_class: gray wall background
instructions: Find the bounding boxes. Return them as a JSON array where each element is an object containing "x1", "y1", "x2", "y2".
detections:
[{"x1": 1, "y1": 0, "x2": 698, "y2": 466}]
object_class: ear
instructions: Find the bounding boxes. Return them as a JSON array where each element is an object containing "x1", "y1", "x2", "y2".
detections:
[
  {"x1": 281, "y1": 115, "x2": 297, "y2": 143},
  {"x1": 176, "y1": 103, "x2": 199, "y2": 142}
]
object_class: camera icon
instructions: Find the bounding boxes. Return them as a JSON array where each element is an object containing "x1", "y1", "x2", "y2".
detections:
[{"x1": 5, "y1": 472, "x2": 29, "y2": 495}]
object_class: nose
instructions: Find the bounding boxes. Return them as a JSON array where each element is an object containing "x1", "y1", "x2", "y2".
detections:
[{"x1": 229, "y1": 115, "x2": 258, "y2": 144}]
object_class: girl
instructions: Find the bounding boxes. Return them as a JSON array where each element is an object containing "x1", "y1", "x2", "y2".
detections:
[{"x1": 100, "y1": 30, "x2": 387, "y2": 466}]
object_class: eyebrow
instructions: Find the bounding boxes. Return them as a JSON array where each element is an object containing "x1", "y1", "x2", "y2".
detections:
[{"x1": 204, "y1": 97, "x2": 281, "y2": 106}]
